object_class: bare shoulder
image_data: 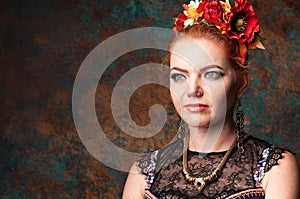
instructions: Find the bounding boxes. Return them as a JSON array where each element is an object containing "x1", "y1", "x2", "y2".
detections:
[
  {"x1": 262, "y1": 151, "x2": 299, "y2": 199},
  {"x1": 122, "y1": 162, "x2": 147, "y2": 199}
]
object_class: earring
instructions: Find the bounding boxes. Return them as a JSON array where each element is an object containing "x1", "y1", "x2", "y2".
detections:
[
  {"x1": 177, "y1": 117, "x2": 186, "y2": 140},
  {"x1": 234, "y1": 100, "x2": 245, "y2": 153}
]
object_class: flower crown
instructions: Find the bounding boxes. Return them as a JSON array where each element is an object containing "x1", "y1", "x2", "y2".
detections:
[{"x1": 173, "y1": 0, "x2": 265, "y2": 65}]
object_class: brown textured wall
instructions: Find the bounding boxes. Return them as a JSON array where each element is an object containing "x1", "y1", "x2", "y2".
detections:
[{"x1": 1, "y1": 0, "x2": 299, "y2": 198}]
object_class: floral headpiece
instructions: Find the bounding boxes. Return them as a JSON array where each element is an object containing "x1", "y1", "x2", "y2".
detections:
[{"x1": 173, "y1": 0, "x2": 265, "y2": 65}]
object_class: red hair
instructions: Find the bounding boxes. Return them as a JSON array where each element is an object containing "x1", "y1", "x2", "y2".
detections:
[{"x1": 168, "y1": 23, "x2": 248, "y2": 76}]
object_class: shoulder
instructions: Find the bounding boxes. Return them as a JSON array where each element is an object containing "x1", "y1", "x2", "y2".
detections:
[
  {"x1": 123, "y1": 161, "x2": 148, "y2": 199},
  {"x1": 136, "y1": 150, "x2": 159, "y2": 175},
  {"x1": 135, "y1": 138, "x2": 184, "y2": 174},
  {"x1": 244, "y1": 135, "x2": 271, "y2": 150},
  {"x1": 262, "y1": 150, "x2": 299, "y2": 198},
  {"x1": 247, "y1": 135, "x2": 299, "y2": 197},
  {"x1": 248, "y1": 134, "x2": 299, "y2": 198},
  {"x1": 123, "y1": 151, "x2": 159, "y2": 199},
  {"x1": 243, "y1": 135, "x2": 272, "y2": 160},
  {"x1": 123, "y1": 139, "x2": 183, "y2": 198}
]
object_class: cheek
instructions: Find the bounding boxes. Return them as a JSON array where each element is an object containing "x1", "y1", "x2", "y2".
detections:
[
  {"x1": 221, "y1": 80, "x2": 238, "y2": 110},
  {"x1": 205, "y1": 78, "x2": 238, "y2": 109},
  {"x1": 205, "y1": 81, "x2": 227, "y2": 101}
]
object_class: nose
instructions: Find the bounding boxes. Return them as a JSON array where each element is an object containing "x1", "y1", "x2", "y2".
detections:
[{"x1": 187, "y1": 75, "x2": 204, "y2": 97}]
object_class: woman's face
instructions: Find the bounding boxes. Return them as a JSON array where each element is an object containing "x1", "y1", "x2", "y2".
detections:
[{"x1": 170, "y1": 37, "x2": 242, "y2": 128}]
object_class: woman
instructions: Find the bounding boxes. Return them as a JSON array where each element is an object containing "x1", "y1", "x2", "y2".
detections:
[{"x1": 123, "y1": 0, "x2": 299, "y2": 198}]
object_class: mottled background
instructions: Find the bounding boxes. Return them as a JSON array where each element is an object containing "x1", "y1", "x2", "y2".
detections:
[{"x1": 1, "y1": 0, "x2": 299, "y2": 198}]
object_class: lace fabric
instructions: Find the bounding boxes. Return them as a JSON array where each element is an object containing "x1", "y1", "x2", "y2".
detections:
[{"x1": 137, "y1": 136, "x2": 286, "y2": 199}]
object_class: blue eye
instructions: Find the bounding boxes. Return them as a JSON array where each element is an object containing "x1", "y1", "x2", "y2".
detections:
[
  {"x1": 203, "y1": 71, "x2": 224, "y2": 80},
  {"x1": 170, "y1": 73, "x2": 186, "y2": 82}
]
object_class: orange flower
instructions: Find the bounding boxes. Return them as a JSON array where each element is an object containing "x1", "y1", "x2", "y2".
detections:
[{"x1": 196, "y1": 0, "x2": 206, "y2": 17}]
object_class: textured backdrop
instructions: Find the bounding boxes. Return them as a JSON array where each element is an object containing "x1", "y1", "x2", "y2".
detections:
[{"x1": 1, "y1": 0, "x2": 299, "y2": 198}]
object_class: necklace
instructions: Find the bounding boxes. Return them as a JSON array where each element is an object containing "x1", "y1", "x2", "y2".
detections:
[{"x1": 182, "y1": 133, "x2": 237, "y2": 192}]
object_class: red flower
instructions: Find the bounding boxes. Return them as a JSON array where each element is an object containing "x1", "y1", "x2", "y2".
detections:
[
  {"x1": 174, "y1": 13, "x2": 188, "y2": 31},
  {"x1": 196, "y1": 0, "x2": 207, "y2": 14},
  {"x1": 226, "y1": 0, "x2": 260, "y2": 44},
  {"x1": 203, "y1": 0, "x2": 223, "y2": 27}
]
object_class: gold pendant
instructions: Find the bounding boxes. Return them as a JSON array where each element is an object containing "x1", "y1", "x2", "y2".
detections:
[{"x1": 194, "y1": 178, "x2": 206, "y2": 191}]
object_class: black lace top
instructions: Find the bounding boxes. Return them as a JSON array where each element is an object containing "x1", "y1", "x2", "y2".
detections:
[{"x1": 136, "y1": 136, "x2": 285, "y2": 199}]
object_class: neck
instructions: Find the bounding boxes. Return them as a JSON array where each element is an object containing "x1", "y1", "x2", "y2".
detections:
[{"x1": 188, "y1": 119, "x2": 236, "y2": 153}]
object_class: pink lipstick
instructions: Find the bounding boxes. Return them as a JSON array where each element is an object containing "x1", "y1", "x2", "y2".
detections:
[{"x1": 184, "y1": 103, "x2": 209, "y2": 112}]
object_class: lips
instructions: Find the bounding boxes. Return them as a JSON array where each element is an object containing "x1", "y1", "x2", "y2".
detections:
[{"x1": 184, "y1": 103, "x2": 209, "y2": 112}]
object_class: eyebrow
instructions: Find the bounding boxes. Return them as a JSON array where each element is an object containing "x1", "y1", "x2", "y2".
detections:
[
  {"x1": 170, "y1": 67, "x2": 189, "y2": 73},
  {"x1": 170, "y1": 65, "x2": 225, "y2": 73}
]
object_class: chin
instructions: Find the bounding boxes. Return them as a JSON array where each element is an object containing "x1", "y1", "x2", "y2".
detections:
[
  {"x1": 181, "y1": 114, "x2": 211, "y2": 128},
  {"x1": 181, "y1": 113, "x2": 228, "y2": 130}
]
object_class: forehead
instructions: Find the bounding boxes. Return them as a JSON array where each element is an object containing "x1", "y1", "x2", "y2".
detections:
[{"x1": 169, "y1": 37, "x2": 229, "y2": 70}]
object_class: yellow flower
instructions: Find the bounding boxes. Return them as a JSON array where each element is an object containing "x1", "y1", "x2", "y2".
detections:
[{"x1": 187, "y1": 7, "x2": 201, "y2": 18}]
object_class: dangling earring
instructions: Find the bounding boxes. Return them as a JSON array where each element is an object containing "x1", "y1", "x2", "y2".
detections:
[
  {"x1": 176, "y1": 117, "x2": 186, "y2": 140},
  {"x1": 234, "y1": 100, "x2": 246, "y2": 153}
]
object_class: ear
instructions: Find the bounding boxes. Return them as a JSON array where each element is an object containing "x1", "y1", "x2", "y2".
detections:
[{"x1": 237, "y1": 71, "x2": 249, "y2": 99}]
